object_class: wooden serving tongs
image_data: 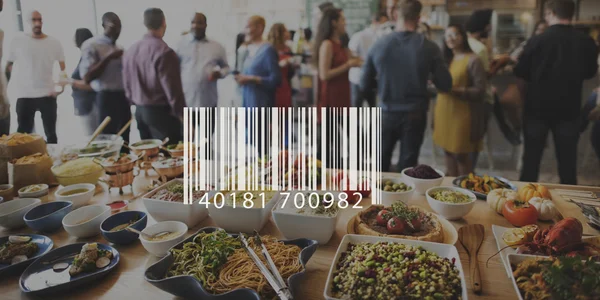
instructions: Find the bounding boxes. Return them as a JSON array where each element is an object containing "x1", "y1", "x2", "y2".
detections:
[{"x1": 458, "y1": 224, "x2": 485, "y2": 294}]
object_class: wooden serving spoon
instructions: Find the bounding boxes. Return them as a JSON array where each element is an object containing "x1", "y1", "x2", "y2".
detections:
[{"x1": 458, "y1": 224, "x2": 485, "y2": 294}]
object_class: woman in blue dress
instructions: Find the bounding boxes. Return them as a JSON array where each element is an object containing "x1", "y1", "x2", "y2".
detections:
[{"x1": 235, "y1": 15, "x2": 281, "y2": 157}]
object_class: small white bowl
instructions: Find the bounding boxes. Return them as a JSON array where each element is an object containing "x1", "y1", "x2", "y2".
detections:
[
  {"x1": 18, "y1": 184, "x2": 49, "y2": 200},
  {"x1": 55, "y1": 183, "x2": 96, "y2": 209},
  {"x1": 62, "y1": 204, "x2": 111, "y2": 238},
  {"x1": 373, "y1": 178, "x2": 415, "y2": 206},
  {"x1": 208, "y1": 190, "x2": 280, "y2": 234},
  {"x1": 140, "y1": 221, "x2": 188, "y2": 257},
  {"x1": 0, "y1": 198, "x2": 41, "y2": 229},
  {"x1": 426, "y1": 187, "x2": 476, "y2": 220},
  {"x1": 272, "y1": 191, "x2": 342, "y2": 244},
  {"x1": 401, "y1": 167, "x2": 445, "y2": 195}
]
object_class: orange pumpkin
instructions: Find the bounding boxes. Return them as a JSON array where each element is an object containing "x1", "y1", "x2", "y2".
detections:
[{"x1": 519, "y1": 183, "x2": 551, "y2": 202}]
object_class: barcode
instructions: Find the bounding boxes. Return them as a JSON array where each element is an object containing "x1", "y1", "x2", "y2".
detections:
[{"x1": 183, "y1": 107, "x2": 382, "y2": 205}]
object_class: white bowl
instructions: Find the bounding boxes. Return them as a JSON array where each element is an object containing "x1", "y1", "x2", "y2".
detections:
[
  {"x1": 62, "y1": 204, "x2": 111, "y2": 238},
  {"x1": 0, "y1": 198, "x2": 41, "y2": 229},
  {"x1": 140, "y1": 221, "x2": 188, "y2": 257},
  {"x1": 373, "y1": 178, "x2": 415, "y2": 206},
  {"x1": 323, "y1": 234, "x2": 467, "y2": 300},
  {"x1": 401, "y1": 167, "x2": 445, "y2": 195},
  {"x1": 272, "y1": 191, "x2": 341, "y2": 244},
  {"x1": 142, "y1": 179, "x2": 213, "y2": 228},
  {"x1": 55, "y1": 183, "x2": 96, "y2": 209},
  {"x1": 208, "y1": 190, "x2": 280, "y2": 234},
  {"x1": 18, "y1": 184, "x2": 49, "y2": 200},
  {"x1": 426, "y1": 187, "x2": 476, "y2": 220}
]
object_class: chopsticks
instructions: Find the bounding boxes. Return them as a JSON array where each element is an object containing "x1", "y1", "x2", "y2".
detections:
[{"x1": 238, "y1": 233, "x2": 293, "y2": 300}]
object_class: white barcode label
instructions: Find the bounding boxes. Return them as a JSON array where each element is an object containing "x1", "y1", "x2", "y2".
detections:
[{"x1": 183, "y1": 107, "x2": 382, "y2": 205}]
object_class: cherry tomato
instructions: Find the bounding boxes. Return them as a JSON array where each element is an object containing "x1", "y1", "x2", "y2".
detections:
[
  {"x1": 376, "y1": 209, "x2": 392, "y2": 226},
  {"x1": 502, "y1": 200, "x2": 538, "y2": 227},
  {"x1": 405, "y1": 217, "x2": 421, "y2": 232},
  {"x1": 387, "y1": 216, "x2": 406, "y2": 234}
]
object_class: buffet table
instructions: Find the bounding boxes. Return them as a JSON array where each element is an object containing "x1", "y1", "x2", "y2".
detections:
[{"x1": 0, "y1": 174, "x2": 598, "y2": 300}]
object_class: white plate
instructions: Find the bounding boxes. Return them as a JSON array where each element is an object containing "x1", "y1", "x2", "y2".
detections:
[
  {"x1": 323, "y1": 234, "x2": 468, "y2": 300},
  {"x1": 492, "y1": 224, "x2": 600, "y2": 278},
  {"x1": 507, "y1": 253, "x2": 554, "y2": 300}
]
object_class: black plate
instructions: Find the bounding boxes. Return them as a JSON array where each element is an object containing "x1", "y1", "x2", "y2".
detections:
[
  {"x1": 144, "y1": 227, "x2": 318, "y2": 299},
  {"x1": 0, "y1": 234, "x2": 53, "y2": 278},
  {"x1": 19, "y1": 243, "x2": 119, "y2": 296},
  {"x1": 452, "y1": 174, "x2": 517, "y2": 199}
]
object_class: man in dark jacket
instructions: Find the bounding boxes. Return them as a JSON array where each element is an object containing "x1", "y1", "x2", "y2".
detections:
[
  {"x1": 360, "y1": 0, "x2": 452, "y2": 172},
  {"x1": 514, "y1": 0, "x2": 598, "y2": 184}
]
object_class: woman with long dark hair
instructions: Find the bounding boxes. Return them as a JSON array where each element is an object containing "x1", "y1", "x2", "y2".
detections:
[
  {"x1": 268, "y1": 23, "x2": 293, "y2": 108},
  {"x1": 70, "y1": 28, "x2": 97, "y2": 136},
  {"x1": 313, "y1": 8, "x2": 361, "y2": 168},
  {"x1": 433, "y1": 25, "x2": 487, "y2": 176}
]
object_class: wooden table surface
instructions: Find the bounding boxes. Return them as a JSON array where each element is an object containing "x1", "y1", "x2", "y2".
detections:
[{"x1": 0, "y1": 175, "x2": 598, "y2": 300}]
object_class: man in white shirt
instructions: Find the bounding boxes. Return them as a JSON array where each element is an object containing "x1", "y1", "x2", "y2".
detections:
[
  {"x1": 348, "y1": 12, "x2": 388, "y2": 107},
  {"x1": 6, "y1": 10, "x2": 65, "y2": 143},
  {"x1": 176, "y1": 13, "x2": 228, "y2": 137},
  {"x1": 0, "y1": 0, "x2": 10, "y2": 136}
]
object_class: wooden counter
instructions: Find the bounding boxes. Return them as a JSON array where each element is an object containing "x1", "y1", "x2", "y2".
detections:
[{"x1": 0, "y1": 175, "x2": 598, "y2": 300}]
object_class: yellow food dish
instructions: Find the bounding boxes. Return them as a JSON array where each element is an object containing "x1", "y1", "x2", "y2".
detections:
[
  {"x1": 60, "y1": 188, "x2": 89, "y2": 196},
  {"x1": 53, "y1": 158, "x2": 102, "y2": 177}
]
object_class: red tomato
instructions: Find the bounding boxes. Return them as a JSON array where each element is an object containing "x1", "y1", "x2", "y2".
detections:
[
  {"x1": 345, "y1": 191, "x2": 360, "y2": 204},
  {"x1": 387, "y1": 217, "x2": 406, "y2": 234},
  {"x1": 376, "y1": 209, "x2": 392, "y2": 226},
  {"x1": 405, "y1": 217, "x2": 421, "y2": 232},
  {"x1": 502, "y1": 200, "x2": 538, "y2": 227}
]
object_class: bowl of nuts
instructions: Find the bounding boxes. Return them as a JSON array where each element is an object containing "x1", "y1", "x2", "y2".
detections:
[{"x1": 375, "y1": 178, "x2": 415, "y2": 206}]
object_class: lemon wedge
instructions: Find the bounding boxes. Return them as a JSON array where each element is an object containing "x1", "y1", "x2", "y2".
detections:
[
  {"x1": 503, "y1": 228, "x2": 527, "y2": 247},
  {"x1": 521, "y1": 224, "x2": 539, "y2": 241}
]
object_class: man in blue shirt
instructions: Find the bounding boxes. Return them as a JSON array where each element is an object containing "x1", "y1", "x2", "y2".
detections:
[
  {"x1": 80, "y1": 12, "x2": 131, "y2": 146},
  {"x1": 360, "y1": 0, "x2": 452, "y2": 172}
]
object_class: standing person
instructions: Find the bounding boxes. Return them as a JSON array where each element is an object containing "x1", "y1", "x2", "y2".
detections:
[
  {"x1": 176, "y1": 12, "x2": 228, "y2": 138},
  {"x1": 348, "y1": 12, "x2": 388, "y2": 108},
  {"x1": 318, "y1": 2, "x2": 350, "y2": 48},
  {"x1": 268, "y1": 23, "x2": 293, "y2": 108},
  {"x1": 433, "y1": 25, "x2": 487, "y2": 176},
  {"x1": 80, "y1": 12, "x2": 130, "y2": 145},
  {"x1": 235, "y1": 15, "x2": 281, "y2": 156},
  {"x1": 70, "y1": 28, "x2": 97, "y2": 136},
  {"x1": 515, "y1": 0, "x2": 598, "y2": 185},
  {"x1": 235, "y1": 16, "x2": 281, "y2": 108},
  {"x1": 123, "y1": 8, "x2": 185, "y2": 145},
  {"x1": 0, "y1": 0, "x2": 10, "y2": 136},
  {"x1": 510, "y1": 20, "x2": 548, "y2": 62},
  {"x1": 314, "y1": 8, "x2": 360, "y2": 168},
  {"x1": 232, "y1": 33, "x2": 248, "y2": 108},
  {"x1": 361, "y1": 0, "x2": 452, "y2": 173},
  {"x1": 6, "y1": 10, "x2": 66, "y2": 144}
]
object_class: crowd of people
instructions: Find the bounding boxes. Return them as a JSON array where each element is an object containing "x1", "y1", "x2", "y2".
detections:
[{"x1": 0, "y1": 0, "x2": 597, "y2": 185}]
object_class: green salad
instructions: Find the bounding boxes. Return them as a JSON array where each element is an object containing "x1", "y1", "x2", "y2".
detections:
[{"x1": 429, "y1": 190, "x2": 472, "y2": 204}]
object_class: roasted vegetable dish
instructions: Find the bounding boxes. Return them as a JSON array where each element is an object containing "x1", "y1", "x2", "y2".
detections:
[
  {"x1": 0, "y1": 236, "x2": 38, "y2": 264},
  {"x1": 459, "y1": 173, "x2": 511, "y2": 195},
  {"x1": 69, "y1": 243, "x2": 113, "y2": 276},
  {"x1": 331, "y1": 242, "x2": 462, "y2": 299},
  {"x1": 513, "y1": 256, "x2": 600, "y2": 300}
]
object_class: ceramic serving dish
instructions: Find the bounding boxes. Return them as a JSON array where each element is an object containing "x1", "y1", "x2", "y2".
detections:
[
  {"x1": 142, "y1": 179, "x2": 213, "y2": 228},
  {"x1": 374, "y1": 177, "x2": 415, "y2": 206},
  {"x1": 140, "y1": 221, "x2": 188, "y2": 257},
  {"x1": 426, "y1": 187, "x2": 477, "y2": 220},
  {"x1": 0, "y1": 234, "x2": 53, "y2": 277},
  {"x1": 62, "y1": 205, "x2": 111, "y2": 238},
  {"x1": 0, "y1": 198, "x2": 41, "y2": 229},
  {"x1": 54, "y1": 183, "x2": 96, "y2": 209},
  {"x1": 272, "y1": 191, "x2": 343, "y2": 244},
  {"x1": 19, "y1": 243, "x2": 119, "y2": 296},
  {"x1": 323, "y1": 234, "x2": 468, "y2": 300},
  {"x1": 23, "y1": 201, "x2": 73, "y2": 233},
  {"x1": 100, "y1": 211, "x2": 147, "y2": 245},
  {"x1": 401, "y1": 167, "x2": 445, "y2": 195},
  {"x1": 452, "y1": 174, "x2": 517, "y2": 199},
  {"x1": 207, "y1": 190, "x2": 280, "y2": 233},
  {"x1": 144, "y1": 227, "x2": 318, "y2": 300}
]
